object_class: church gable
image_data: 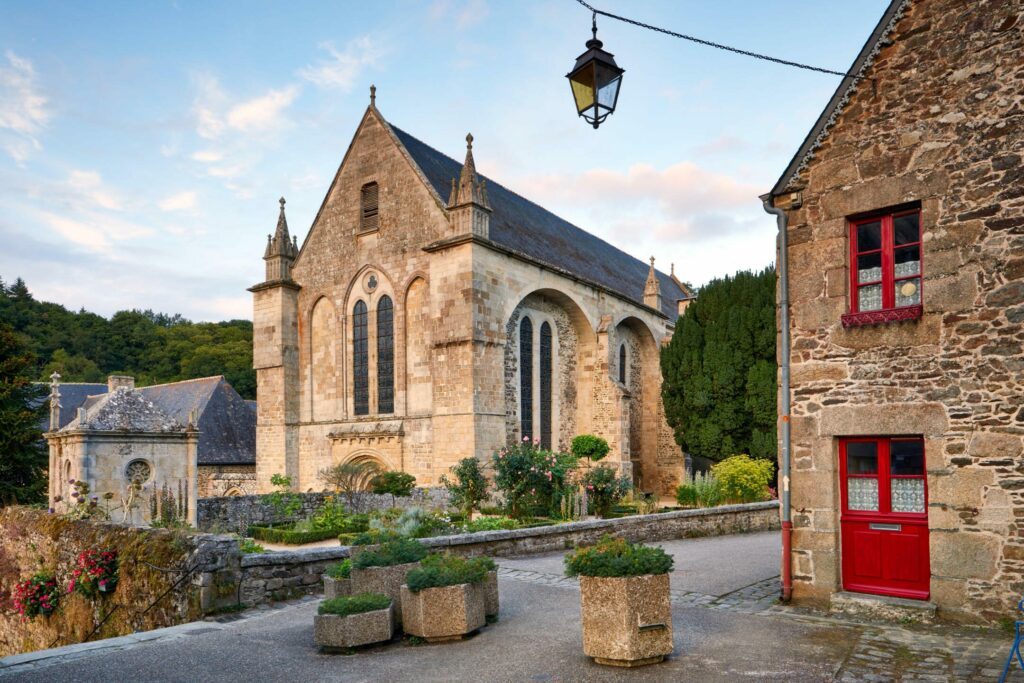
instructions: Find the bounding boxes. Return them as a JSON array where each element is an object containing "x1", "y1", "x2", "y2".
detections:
[{"x1": 291, "y1": 106, "x2": 451, "y2": 290}]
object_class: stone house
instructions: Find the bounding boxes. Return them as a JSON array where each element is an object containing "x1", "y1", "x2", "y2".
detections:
[
  {"x1": 764, "y1": 0, "x2": 1023, "y2": 622},
  {"x1": 46, "y1": 374, "x2": 258, "y2": 524},
  {"x1": 250, "y1": 91, "x2": 693, "y2": 495}
]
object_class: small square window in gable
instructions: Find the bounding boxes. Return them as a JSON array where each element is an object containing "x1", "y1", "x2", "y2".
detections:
[
  {"x1": 841, "y1": 204, "x2": 923, "y2": 328},
  {"x1": 359, "y1": 182, "x2": 379, "y2": 234}
]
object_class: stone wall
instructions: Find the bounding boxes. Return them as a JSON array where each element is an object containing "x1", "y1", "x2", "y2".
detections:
[
  {"x1": 195, "y1": 487, "x2": 450, "y2": 533},
  {"x1": 773, "y1": 0, "x2": 1024, "y2": 623},
  {"x1": 197, "y1": 464, "x2": 257, "y2": 498},
  {"x1": 0, "y1": 507, "x2": 235, "y2": 658},
  {"x1": 234, "y1": 502, "x2": 780, "y2": 606}
]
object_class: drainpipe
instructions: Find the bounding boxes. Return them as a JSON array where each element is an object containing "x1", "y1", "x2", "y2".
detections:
[{"x1": 762, "y1": 195, "x2": 792, "y2": 603}]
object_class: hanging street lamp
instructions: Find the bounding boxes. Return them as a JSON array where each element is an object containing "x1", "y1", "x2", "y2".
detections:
[{"x1": 566, "y1": 14, "x2": 624, "y2": 129}]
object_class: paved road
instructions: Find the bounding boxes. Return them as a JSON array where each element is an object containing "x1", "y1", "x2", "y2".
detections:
[{"x1": 0, "y1": 531, "x2": 1010, "y2": 682}]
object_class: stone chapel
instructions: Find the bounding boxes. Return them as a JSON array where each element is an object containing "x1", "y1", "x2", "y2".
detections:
[{"x1": 250, "y1": 90, "x2": 694, "y2": 495}]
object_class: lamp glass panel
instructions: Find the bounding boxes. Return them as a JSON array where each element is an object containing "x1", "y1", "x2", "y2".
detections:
[
  {"x1": 569, "y1": 64, "x2": 595, "y2": 113},
  {"x1": 597, "y1": 75, "x2": 621, "y2": 109}
]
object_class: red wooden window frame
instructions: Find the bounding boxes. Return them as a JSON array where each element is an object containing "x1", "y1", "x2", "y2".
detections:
[
  {"x1": 839, "y1": 436, "x2": 928, "y2": 520},
  {"x1": 842, "y1": 209, "x2": 923, "y2": 328}
]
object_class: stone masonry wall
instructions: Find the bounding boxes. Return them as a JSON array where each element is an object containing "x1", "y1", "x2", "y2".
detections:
[
  {"x1": 777, "y1": 0, "x2": 1024, "y2": 622},
  {"x1": 233, "y1": 502, "x2": 780, "y2": 606},
  {"x1": 197, "y1": 464, "x2": 257, "y2": 498}
]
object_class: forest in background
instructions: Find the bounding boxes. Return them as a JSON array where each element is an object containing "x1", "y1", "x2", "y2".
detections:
[{"x1": 0, "y1": 276, "x2": 255, "y2": 399}]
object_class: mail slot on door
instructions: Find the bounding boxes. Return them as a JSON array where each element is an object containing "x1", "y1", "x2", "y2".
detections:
[{"x1": 869, "y1": 523, "x2": 902, "y2": 532}]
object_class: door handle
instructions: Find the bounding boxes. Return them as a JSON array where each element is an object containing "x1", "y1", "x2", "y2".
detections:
[{"x1": 869, "y1": 523, "x2": 902, "y2": 531}]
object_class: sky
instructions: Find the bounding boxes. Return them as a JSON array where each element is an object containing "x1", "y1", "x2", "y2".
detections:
[{"x1": 0, "y1": 0, "x2": 889, "y2": 321}]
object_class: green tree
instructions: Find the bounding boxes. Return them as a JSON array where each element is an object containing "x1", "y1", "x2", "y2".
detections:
[
  {"x1": 440, "y1": 457, "x2": 490, "y2": 518},
  {"x1": 370, "y1": 471, "x2": 417, "y2": 507},
  {"x1": 0, "y1": 323, "x2": 47, "y2": 505},
  {"x1": 40, "y1": 348, "x2": 105, "y2": 383},
  {"x1": 661, "y1": 266, "x2": 776, "y2": 462}
]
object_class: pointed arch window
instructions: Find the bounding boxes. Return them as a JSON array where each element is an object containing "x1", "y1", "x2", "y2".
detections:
[
  {"x1": 520, "y1": 317, "x2": 533, "y2": 441},
  {"x1": 540, "y1": 321, "x2": 553, "y2": 450},
  {"x1": 353, "y1": 301, "x2": 369, "y2": 415},
  {"x1": 377, "y1": 295, "x2": 394, "y2": 414},
  {"x1": 618, "y1": 343, "x2": 627, "y2": 384}
]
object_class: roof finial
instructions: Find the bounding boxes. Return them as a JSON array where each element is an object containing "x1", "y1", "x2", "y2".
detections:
[
  {"x1": 370, "y1": 84, "x2": 376, "y2": 106},
  {"x1": 649, "y1": 256, "x2": 656, "y2": 269},
  {"x1": 466, "y1": 132, "x2": 473, "y2": 150},
  {"x1": 280, "y1": 196, "x2": 286, "y2": 209},
  {"x1": 670, "y1": 262, "x2": 675, "y2": 276}
]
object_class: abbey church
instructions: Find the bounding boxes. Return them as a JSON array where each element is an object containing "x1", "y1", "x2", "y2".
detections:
[{"x1": 250, "y1": 90, "x2": 694, "y2": 495}]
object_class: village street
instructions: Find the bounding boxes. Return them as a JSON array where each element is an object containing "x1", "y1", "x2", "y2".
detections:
[{"x1": 0, "y1": 532, "x2": 1010, "y2": 682}]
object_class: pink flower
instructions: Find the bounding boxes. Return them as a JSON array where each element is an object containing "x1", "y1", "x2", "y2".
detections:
[{"x1": 523, "y1": 437, "x2": 529, "y2": 442}]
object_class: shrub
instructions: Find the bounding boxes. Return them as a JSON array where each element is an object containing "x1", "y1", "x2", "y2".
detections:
[
  {"x1": 352, "y1": 538, "x2": 428, "y2": 569},
  {"x1": 12, "y1": 573, "x2": 60, "y2": 618},
  {"x1": 493, "y1": 441, "x2": 577, "y2": 518},
  {"x1": 370, "y1": 471, "x2": 417, "y2": 507},
  {"x1": 348, "y1": 529, "x2": 401, "y2": 546},
  {"x1": 263, "y1": 473, "x2": 303, "y2": 518},
  {"x1": 310, "y1": 496, "x2": 349, "y2": 531},
  {"x1": 582, "y1": 466, "x2": 631, "y2": 518},
  {"x1": 237, "y1": 537, "x2": 265, "y2": 554},
  {"x1": 460, "y1": 516, "x2": 520, "y2": 533},
  {"x1": 675, "y1": 471, "x2": 724, "y2": 508},
  {"x1": 711, "y1": 455, "x2": 775, "y2": 503},
  {"x1": 564, "y1": 536, "x2": 674, "y2": 578},
  {"x1": 441, "y1": 457, "x2": 491, "y2": 518},
  {"x1": 570, "y1": 434, "x2": 610, "y2": 462},
  {"x1": 318, "y1": 592, "x2": 391, "y2": 617},
  {"x1": 249, "y1": 525, "x2": 342, "y2": 545},
  {"x1": 405, "y1": 553, "x2": 491, "y2": 593},
  {"x1": 326, "y1": 559, "x2": 352, "y2": 579},
  {"x1": 70, "y1": 549, "x2": 118, "y2": 598}
]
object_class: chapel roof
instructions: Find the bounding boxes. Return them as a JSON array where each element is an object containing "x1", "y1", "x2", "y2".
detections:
[
  {"x1": 61, "y1": 376, "x2": 255, "y2": 466},
  {"x1": 386, "y1": 124, "x2": 692, "y2": 319}
]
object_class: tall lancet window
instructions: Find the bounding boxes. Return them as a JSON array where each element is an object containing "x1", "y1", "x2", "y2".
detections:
[
  {"x1": 539, "y1": 321, "x2": 553, "y2": 450},
  {"x1": 353, "y1": 301, "x2": 369, "y2": 415},
  {"x1": 619, "y1": 344, "x2": 627, "y2": 384},
  {"x1": 377, "y1": 296, "x2": 394, "y2": 414},
  {"x1": 520, "y1": 317, "x2": 533, "y2": 441}
]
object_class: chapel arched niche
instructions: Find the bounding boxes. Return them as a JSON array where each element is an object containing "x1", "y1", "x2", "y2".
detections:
[
  {"x1": 613, "y1": 315, "x2": 661, "y2": 493},
  {"x1": 503, "y1": 289, "x2": 596, "y2": 451},
  {"x1": 309, "y1": 296, "x2": 339, "y2": 421}
]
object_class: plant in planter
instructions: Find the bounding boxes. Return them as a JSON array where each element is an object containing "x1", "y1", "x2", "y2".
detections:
[
  {"x1": 582, "y1": 466, "x2": 631, "y2": 518},
  {"x1": 401, "y1": 553, "x2": 489, "y2": 642},
  {"x1": 324, "y1": 559, "x2": 352, "y2": 599},
  {"x1": 70, "y1": 549, "x2": 119, "y2": 598},
  {"x1": 12, "y1": 573, "x2": 60, "y2": 619},
  {"x1": 565, "y1": 536, "x2": 674, "y2": 667},
  {"x1": 469, "y1": 556, "x2": 499, "y2": 618},
  {"x1": 314, "y1": 592, "x2": 393, "y2": 650},
  {"x1": 350, "y1": 538, "x2": 428, "y2": 627}
]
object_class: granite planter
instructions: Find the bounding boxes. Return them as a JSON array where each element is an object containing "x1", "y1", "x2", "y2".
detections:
[
  {"x1": 351, "y1": 562, "x2": 419, "y2": 627},
  {"x1": 481, "y1": 570, "x2": 499, "y2": 617},
  {"x1": 400, "y1": 582, "x2": 486, "y2": 642},
  {"x1": 323, "y1": 575, "x2": 351, "y2": 600},
  {"x1": 579, "y1": 574, "x2": 673, "y2": 667},
  {"x1": 313, "y1": 605, "x2": 393, "y2": 651}
]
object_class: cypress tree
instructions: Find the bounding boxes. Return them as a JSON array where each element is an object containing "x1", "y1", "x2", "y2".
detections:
[
  {"x1": 661, "y1": 266, "x2": 776, "y2": 462},
  {"x1": 0, "y1": 322, "x2": 47, "y2": 505}
]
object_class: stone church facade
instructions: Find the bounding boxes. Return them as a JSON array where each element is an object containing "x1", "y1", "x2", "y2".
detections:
[
  {"x1": 251, "y1": 94, "x2": 692, "y2": 495},
  {"x1": 766, "y1": 0, "x2": 1023, "y2": 622}
]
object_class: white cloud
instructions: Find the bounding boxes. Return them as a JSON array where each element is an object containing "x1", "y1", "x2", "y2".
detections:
[
  {"x1": 67, "y1": 169, "x2": 123, "y2": 211},
  {"x1": 41, "y1": 212, "x2": 111, "y2": 252},
  {"x1": 192, "y1": 73, "x2": 227, "y2": 140},
  {"x1": 456, "y1": 0, "x2": 488, "y2": 29},
  {"x1": 158, "y1": 191, "x2": 197, "y2": 212},
  {"x1": 0, "y1": 51, "x2": 50, "y2": 163},
  {"x1": 191, "y1": 149, "x2": 223, "y2": 163},
  {"x1": 226, "y1": 85, "x2": 300, "y2": 132},
  {"x1": 299, "y1": 37, "x2": 382, "y2": 91}
]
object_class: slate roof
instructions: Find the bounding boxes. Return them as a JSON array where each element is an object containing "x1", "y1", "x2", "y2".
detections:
[
  {"x1": 65, "y1": 388, "x2": 184, "y2": 433},
  {"x1": 35, "y1": 383, "x2": 108, "y2": 430},
  {"x1": 387, "y1": 124, "x2": 691, "y2": 319},
  {"x1": 59, "y1": 377, "x2": 255, "y2": 466},
  {"x1": 768, "y1": 0, "x2": 910, "y2": 197}
]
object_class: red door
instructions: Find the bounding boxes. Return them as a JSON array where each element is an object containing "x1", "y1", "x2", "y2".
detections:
[{"x1": 840, "y1": 437, "x2": 930, "y2": 600}]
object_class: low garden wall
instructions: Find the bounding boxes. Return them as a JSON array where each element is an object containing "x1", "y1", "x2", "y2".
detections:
[
  {"x1": 0, "y1": 507, "x2": 237, "y2": 658},
  {"x1": 196, "y1": 488, "x2": 449, "y2": 534},
  {"x1": 233, "y1": 501, "x2": 780, "y2": 606}
]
